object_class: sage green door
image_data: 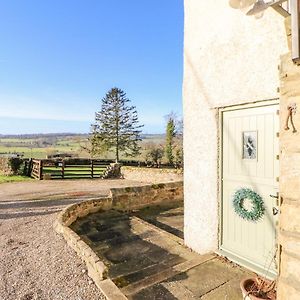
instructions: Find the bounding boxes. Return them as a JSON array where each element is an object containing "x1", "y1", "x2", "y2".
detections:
[{"x1": 221, "y1": 103, "x2": 279, "y2": 277}]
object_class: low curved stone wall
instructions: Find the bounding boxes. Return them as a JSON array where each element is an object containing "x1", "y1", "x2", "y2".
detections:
[
  {"x1": 111, "y1": 181, "x2": 183, "y2": 211},
  {"x1": 54, "y1": 181, "x2": 183, "y2": 299},
  {"x1": 54, "y1": 197, "x2": 113, "y2": 286}
]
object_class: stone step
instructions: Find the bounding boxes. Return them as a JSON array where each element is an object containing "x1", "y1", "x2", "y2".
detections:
[
  {"x1": 112, "y1": 255, "x2": 186, "y2": 288},
  {"x1": 122, "y1": 254, "x2": 215, "y2": 297}
]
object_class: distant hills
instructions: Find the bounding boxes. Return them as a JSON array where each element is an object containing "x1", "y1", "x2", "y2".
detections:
[
  {"x1": 0, "y1": 133, "x2": 88, "y2": 139},
  {"x1": 0, "y1": 133, "x2": 165, "y2": 139}
]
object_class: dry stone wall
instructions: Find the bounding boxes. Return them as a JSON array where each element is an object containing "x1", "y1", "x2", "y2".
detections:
[
  {"x1": 277, "y1": 17, "x2": 300, "y2": 300},
  {"x1": 0, "y1": 158, "x2": 12, "y2": 175},
  {"x1": 121, "y1": 166, "x2": 183, "y2": 183},
  {"x1": 111, "y1": 181, "x2": 183, "y2": 211}
]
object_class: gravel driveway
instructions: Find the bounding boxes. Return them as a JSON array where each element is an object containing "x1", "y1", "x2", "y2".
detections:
[{"x1": 0, "y1": 179, "x2": 145, "y2": 300}]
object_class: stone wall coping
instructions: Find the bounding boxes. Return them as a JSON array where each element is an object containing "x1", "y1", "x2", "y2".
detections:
[
  {"x1": 109, "y1": 181, "x2": 183, "y2": 195},
  {"x1": 122, "y1": 166, "x2": 183, "y2": 172},
  {"x1": 121, "y1": 167, "x2": 183, "y2": 183}
]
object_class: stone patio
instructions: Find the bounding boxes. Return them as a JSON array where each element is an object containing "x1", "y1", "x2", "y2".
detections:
[{"x1": 70, "y1": 204, "x2": 254, "y2": 299}]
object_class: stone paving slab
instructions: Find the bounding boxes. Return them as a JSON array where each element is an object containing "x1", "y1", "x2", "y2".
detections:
[
  {"x1": 131, "y1": 202, "x2": 184, "y2": 238},
  {"x1": 131, "y1": 258, "x2": 253, "y2": 299},
  {"x1": 71, "y1": 207, "x2": 253, "y2": 299},
  {"x1": 200, "y1": 277, "x2": 244, "y2": 300}
]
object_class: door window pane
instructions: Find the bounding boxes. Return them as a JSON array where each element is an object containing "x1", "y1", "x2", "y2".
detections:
[{"x1": 243, "y1": 131, "x2": 257, "y2": 159}]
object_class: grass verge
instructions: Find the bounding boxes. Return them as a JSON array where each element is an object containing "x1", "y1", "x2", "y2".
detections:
[{"x1": 0, "y1": 174, "x2": 32, "y2": 184}]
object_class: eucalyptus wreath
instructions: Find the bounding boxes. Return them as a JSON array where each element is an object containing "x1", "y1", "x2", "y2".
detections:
[{"x1": 232, "y1": 188, "x2": 265, "y2": 222}]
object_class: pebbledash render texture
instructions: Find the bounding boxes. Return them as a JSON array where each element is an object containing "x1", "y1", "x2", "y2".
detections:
[{"x1": 183, "y1": 0, "x2": 300, "y2": 299}]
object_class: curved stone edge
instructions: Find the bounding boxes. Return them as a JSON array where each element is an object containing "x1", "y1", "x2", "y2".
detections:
[{"x1": 53, "y1": 197, "x2": 118, "y2": 298}]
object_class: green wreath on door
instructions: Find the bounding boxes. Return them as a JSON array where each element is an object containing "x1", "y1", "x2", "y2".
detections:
[{"x1": 232, "y1": 188, "x2": 265, "y2": 222}]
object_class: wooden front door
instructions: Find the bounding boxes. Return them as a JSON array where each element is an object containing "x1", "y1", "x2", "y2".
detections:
[{"x1": 221, "y1": 103, "x2": 279, "y2": 277}]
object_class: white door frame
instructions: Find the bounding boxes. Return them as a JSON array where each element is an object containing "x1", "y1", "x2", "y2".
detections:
[{"x1": 217, "y1": 98, "x2": 279, "y2": 279}]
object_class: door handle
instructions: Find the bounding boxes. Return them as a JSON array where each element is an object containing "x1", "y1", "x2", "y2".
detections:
[
  {"x1": 270, "y1": 194, "x2": 279, "y2": 199},
  {"x1": 272, "y1": 207, "x2": 279, "y2": 216}
]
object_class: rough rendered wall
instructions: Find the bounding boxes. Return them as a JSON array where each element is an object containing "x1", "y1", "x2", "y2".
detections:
[
  {"x1": 277, "y1": 18, "x2": 300, "y2": 300},
  {"x1": 183, "y1": 0, "x2": 288, "y2": 254}
]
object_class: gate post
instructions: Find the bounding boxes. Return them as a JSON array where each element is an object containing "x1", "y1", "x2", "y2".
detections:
[
  {"x1": 91, "y1": 160, "x2": 94, "y2": 179},
  {"x1": 62, "y1": 160, "x2": 65, "y2": 179},
  {"x1": 39, "y1": 160, "x2": 43, "y2": 180}
]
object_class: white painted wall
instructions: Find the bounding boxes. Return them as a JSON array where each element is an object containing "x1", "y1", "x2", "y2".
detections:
[{"x1": 183, "y1": 0, "x2": 288, "y2": 254}]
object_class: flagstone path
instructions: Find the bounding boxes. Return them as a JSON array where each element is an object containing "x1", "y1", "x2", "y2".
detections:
[{"x1": 71, "y1": 205, "x2": 254, "y2": 299}]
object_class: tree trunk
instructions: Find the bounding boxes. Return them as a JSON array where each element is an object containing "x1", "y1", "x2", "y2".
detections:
[{"x1": 116, "y1": 144, "x2": 119, "y2": 163}]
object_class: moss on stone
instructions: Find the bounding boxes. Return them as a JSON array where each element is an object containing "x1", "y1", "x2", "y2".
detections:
[
  {"x1": 113, "y1": 276, "x2": 130, "y2": 288},
  {"x1": 151, "y1": 183, "x2": 165, "y2": 189}
]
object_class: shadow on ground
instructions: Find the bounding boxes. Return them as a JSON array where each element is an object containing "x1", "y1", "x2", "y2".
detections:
[{"x1": 71, "y1": 207, "x2": 253, "y2": 299}]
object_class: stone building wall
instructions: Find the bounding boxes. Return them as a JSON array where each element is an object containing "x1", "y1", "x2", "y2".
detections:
[
  {"x1": 277, "y1": 18, "x2": 300, "y2": 300},
  {"x1": 121, "y1": 166, "x2": 183, "y2": 183}
]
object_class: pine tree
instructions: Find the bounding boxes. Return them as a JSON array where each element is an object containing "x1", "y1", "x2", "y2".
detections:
[
  {"x1": 165, "y1": 116, "x2": 176, "y2": 165},
  {"x1": 91, "y1": 88, "x2": 143, "y2": 162}
]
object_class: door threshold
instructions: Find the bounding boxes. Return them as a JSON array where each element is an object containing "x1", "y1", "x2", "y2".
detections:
[{"x1": 216, "y1": 248, "x2": 277, "y2": 280}]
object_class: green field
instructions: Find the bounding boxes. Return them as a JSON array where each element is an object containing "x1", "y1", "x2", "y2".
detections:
[
  {"x1": 0, "y1": 135, "x2": 87, "y2": 159},
  {"x1": 0, "y1": 133, "x2": 165, "y2": 160}
]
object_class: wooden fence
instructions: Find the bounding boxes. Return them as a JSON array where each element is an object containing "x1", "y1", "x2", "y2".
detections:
[
  {"x1": 30, "y1": 159, "x2": 111, "y2": 180},
  {"x1": 29, "y1": 158, "x2": 181, "y2": 180}
]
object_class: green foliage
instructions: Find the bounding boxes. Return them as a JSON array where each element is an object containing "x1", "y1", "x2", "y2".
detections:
[
  {"x1": 144, "y1": 143, "x2": 164, "y2": 166},
  {"x1": 173, "y1": 145, "x2": 183, "y2": 168},
  {"x1": 165, "y1": 117, "x2": 176, "y2": 164},
  {"x1": 164, "y1": 112, "x2": 183, "y2": 167},
  {"x1": 91, "y1": 88, "x2": 143, "y2": 162},
  {"x1": 232, "y1": 188, "x2": 265, "y2": 222},
  {"x1": 8, "y1": 158, "x2": 24, "y2": 174},
  {"x1": 0, "y1": 157, "x2": 27, "y2": 175}
]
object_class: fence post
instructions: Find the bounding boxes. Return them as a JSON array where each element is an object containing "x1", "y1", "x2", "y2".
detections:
[
  {"x1": 91, "y1": 159, "x2": 94, "y2": 179},
  {"x1": 62, "y1": 160, "x2": 65, "y2": 179},
  {"x1": 39, "y1": 160, "x2": 43, "y2": 180},
  {"x1": 23, "y1": 160, "x2": 28, "y2": 176},
  {"x1": 27, "y1": 158, "x2": 33, "y2": 177}
]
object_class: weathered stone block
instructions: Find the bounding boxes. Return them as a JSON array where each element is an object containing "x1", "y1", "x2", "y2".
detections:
[
  {"x1": 280, "y1": 251, "x2": 300, "y2": 284},
  {"x1": 277, "y1": 279, "x2": 300, "y2": 300},
  {"x1": 279, "y1": 231, "x2": 300, "y2": 257},
  {"x1": 280, "y1": 203, "x2": 300, "y2": 234}
]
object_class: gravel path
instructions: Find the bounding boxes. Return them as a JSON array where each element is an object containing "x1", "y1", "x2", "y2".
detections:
[{"x1": 0, "y1": 179, "x2": 145, "y2": 300}]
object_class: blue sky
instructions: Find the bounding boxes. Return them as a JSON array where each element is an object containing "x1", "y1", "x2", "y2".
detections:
[{"x1": 0, "y1": 1, "x2": 183, "y2": 134}]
